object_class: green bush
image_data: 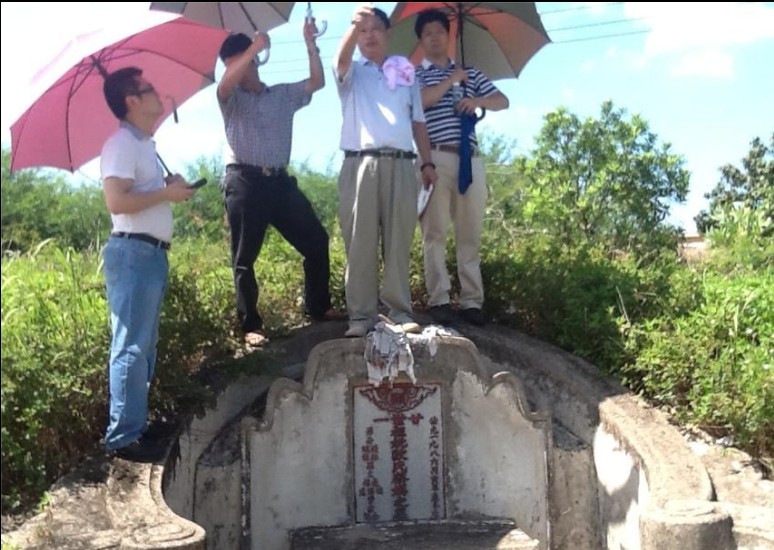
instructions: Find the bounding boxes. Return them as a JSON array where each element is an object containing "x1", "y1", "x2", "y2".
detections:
[
  {"x1": 622, "y1": 268, "x2": 774, "y2": 462},
  {"x1": 1, "y1": 242, "x2": 109, "y2": 510}
]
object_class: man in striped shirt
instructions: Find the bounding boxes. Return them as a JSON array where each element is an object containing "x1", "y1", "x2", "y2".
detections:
[{"x1": 414, "y1": 8, "x2": 509, "y2": 327}]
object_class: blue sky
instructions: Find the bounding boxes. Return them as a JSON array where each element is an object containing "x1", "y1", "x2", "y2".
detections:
[{"x1": 2, "y1": 2, "x2": 773, "y2": 233}]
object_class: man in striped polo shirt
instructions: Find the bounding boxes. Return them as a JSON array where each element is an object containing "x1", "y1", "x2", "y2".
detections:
[{"x1": 414, "y1": 8, "x2": 509, "y2": 326}]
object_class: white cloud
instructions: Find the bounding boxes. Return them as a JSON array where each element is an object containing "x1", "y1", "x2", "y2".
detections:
[
  {"x1": 624, "y1": 2, "x2": 774, "y2": 55},
  {"x1": 620, "y1": 3, "x2": 774, "y2": 79},
  {"x1": 605, "y1": 45, "x2": 648, "y2": 69},
  {"x1": 562, "y1": 87, "x2": 577, "y2": 102},
  {"x1": 670, "y1": 49, "x2": 733, "y2": 78}
]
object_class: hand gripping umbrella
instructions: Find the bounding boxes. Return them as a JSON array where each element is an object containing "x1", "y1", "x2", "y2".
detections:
[{"x1": 150, "y1": 2, "x2": 296, "y2": 65}]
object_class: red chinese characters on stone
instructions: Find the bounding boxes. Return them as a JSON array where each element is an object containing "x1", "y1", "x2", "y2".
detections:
[
  {"x1": 358, "y1": 426, "x2": 384, "y2": 521},
  {"x1": 355, "y1": 383, "x2": 443, "y2": 522}
]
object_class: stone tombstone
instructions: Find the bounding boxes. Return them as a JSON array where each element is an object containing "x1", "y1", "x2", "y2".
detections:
[{"x1": 244, "y1": 337, "x2": 551, "y2": 550}]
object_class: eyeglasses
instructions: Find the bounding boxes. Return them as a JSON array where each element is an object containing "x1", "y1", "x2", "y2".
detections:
[{"x1": 133, "y1": 85, "x2": 156, "y2": 97}]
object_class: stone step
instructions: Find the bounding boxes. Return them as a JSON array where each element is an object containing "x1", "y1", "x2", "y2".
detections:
[{"x1": 291, "y1": 519, "x2": 540, "y2": 550}]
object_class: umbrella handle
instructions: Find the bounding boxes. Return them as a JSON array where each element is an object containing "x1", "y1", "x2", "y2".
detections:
[
  {"x1": 306, "y1": 7, "x2": 327, "y2": 37},
  {"x1": 255, "y1": 48, "x2": 270, "y2": 66},
  {"x1": 314, "y1": 20, "x2": 327, "y2": 38}
]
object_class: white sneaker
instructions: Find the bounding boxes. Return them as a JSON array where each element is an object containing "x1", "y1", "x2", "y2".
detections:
[{"x1": 400, "y1": 321, "x2": 422, "y2": 334}]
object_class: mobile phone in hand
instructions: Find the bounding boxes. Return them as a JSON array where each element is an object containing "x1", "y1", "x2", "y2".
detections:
[{"x1": 188, "y1": 178, "x2": 207, "y2": 189}]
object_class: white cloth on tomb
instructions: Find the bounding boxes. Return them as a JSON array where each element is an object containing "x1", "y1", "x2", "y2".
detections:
[
  {"x1": 364, "y1": 323, "x2": 462, "y2": 385},
  {"x1": 364, "y1": 321, "x2": 415, "y2": 386},
  {"x1": 415, "y1": 325, "x2": 459, "y2": 357}
]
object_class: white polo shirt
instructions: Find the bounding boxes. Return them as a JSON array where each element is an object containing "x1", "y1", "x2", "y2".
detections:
[
  {"x1": 100, "y1": 122, "x2": 172, "y2": 243},
  {"x1": 334, "y1": 57, "x2": 425, "y2": 152}
]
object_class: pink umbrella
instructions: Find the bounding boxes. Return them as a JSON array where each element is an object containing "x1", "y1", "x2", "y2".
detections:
[{"x1": 10, "y1": 13, "x2": 229, "y2": 173}]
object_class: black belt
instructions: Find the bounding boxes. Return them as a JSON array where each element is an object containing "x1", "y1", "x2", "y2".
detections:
[
  {"x1": 111, "y1": 232, "x2": 170, "y2": 250},
  {"x1": 344, "y1": 149, "x2": 417, "y2": 159},
  {"x1": 226, "y1": 163, "x2": 287, "y2": 178}
]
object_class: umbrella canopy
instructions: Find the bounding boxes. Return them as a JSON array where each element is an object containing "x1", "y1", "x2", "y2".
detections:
[
  {"x1": 388, "y1": 2, "x2": 551, "y2": 81},
  {"x1": 150, "y1": 2, "x2": 295, "y2": 35},
  {"x1": 10, "y1": 13, "x2": 229, "y2": 173}
]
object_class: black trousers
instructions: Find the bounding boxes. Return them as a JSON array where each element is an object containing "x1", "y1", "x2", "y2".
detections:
[{"x1": 223, "y1": 165, "x2": 332, "y2": 333}]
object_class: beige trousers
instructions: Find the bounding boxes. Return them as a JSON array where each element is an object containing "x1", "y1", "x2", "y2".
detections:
[
  {"x1": 420, "y1": 149, "x2": 487, "y2": 309},
  {"x1": 338, "y1": 156, "x2": 419, "y2": 325}
]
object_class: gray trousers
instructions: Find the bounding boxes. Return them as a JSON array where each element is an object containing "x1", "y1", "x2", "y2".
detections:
[{"x1": 338, "y1": 156, "x2": 419, "y2": 326}]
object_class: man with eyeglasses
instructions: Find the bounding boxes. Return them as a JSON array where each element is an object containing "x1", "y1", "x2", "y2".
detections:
[
  {"x1": 100, "y1": 66, "x2": 197, "y2": 462},
  {"x1": 217, "y1": 20, "x2": 345, "y2": 349}
]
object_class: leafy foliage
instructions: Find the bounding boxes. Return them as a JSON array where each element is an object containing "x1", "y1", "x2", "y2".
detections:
[
  {"x1": 1, "y1": 150, "x2": 109, "y2": 252},
  {"x1": 695, "y1": 134, "x2": 774, "y2": 270},
  {"x1": 513, "y1": 101, "x2": 689, "y2": 257},
  {"x1": 622, "y1": 268, "x2": 774, "y2": 463}
]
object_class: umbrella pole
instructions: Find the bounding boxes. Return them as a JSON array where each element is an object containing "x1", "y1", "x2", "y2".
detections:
[
  {"x1": 457, "y1": 3, "x2": 465, "y2": 67},
  {"x1": 156, "y1": 153, "x2": 172, "y2": 177}
]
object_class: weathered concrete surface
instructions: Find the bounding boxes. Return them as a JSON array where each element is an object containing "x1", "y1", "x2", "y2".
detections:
[
  {"x1": 291, "y1": 520, "x2": 539, "y2": 549},
  {"x1": 3, "y1": 319, "x2": 773, "y2": 549},
  {"x1": 1, "y1": 456, "x2": 204, "y2": 550},
  {"x1": 690, "y1": 440, "x2": 774, "y2": 549},
  {"x1": 550, "y1": 425, "x2": 603, "y2": 549},
  {"x1": 640, "y1": 499, "x2": 735, "y2": 550},
  {"x1": 244, "y1": 338, "x2": 551, "y2": 550},
  {"x1": 455, "y1": 319, "x2": 773, "y2": 550}
]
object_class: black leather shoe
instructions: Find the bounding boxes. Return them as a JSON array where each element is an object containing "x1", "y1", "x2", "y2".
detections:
[
  {"x1": 110, "y1": 438, "x2": 165, "y2": 463},
  {"x1": 429, "y1": 304, "x2": 455, "y2": 324},
  {"x1": 461, "y1": 308, "x2": 486, "y2": 326}
]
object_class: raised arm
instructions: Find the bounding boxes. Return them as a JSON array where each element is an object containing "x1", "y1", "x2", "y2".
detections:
[
  {"x1": 217, "y1": 32, "x2": 270, "y2": 103},
  {"x1": 335, "y1": 5, "x2": 371, "y2": 79},
  {"x1": 303, "y1": 18, "x2": 324, "y2": 95}
]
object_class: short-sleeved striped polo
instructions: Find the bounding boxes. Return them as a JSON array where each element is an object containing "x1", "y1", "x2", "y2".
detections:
[{"x1": 416, "y1": 59, "x2": 499, "y2": 147}]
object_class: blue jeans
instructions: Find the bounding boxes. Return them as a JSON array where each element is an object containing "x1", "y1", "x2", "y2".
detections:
[{"x1": 102, "y1": 237, "x2": 168, "y2": 450}]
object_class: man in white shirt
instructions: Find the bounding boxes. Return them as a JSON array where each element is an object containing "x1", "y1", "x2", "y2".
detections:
[
  {"x1": 100, "y1": 66, "x2": 196, "y2": 461},
  {"x1": 334, "y1": 5, "x2": 437, "y2": 337}
]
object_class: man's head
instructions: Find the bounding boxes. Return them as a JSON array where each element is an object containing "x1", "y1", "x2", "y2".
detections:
[
  {"x1": 415, "y1": 9, "x2": 451, "y2": 60},
  {"x1": 415, "y1": 8, "x2": 450, "y2": 38},
  {"x1": 357, "y1": 7, "x2": 391, "y2": 63},
  {"x1": 219, "y1": 32, "x2": 252, "y2": 63},
  {"x1": 103, "y1": 67, "x2": 162, "y2": 121}
]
